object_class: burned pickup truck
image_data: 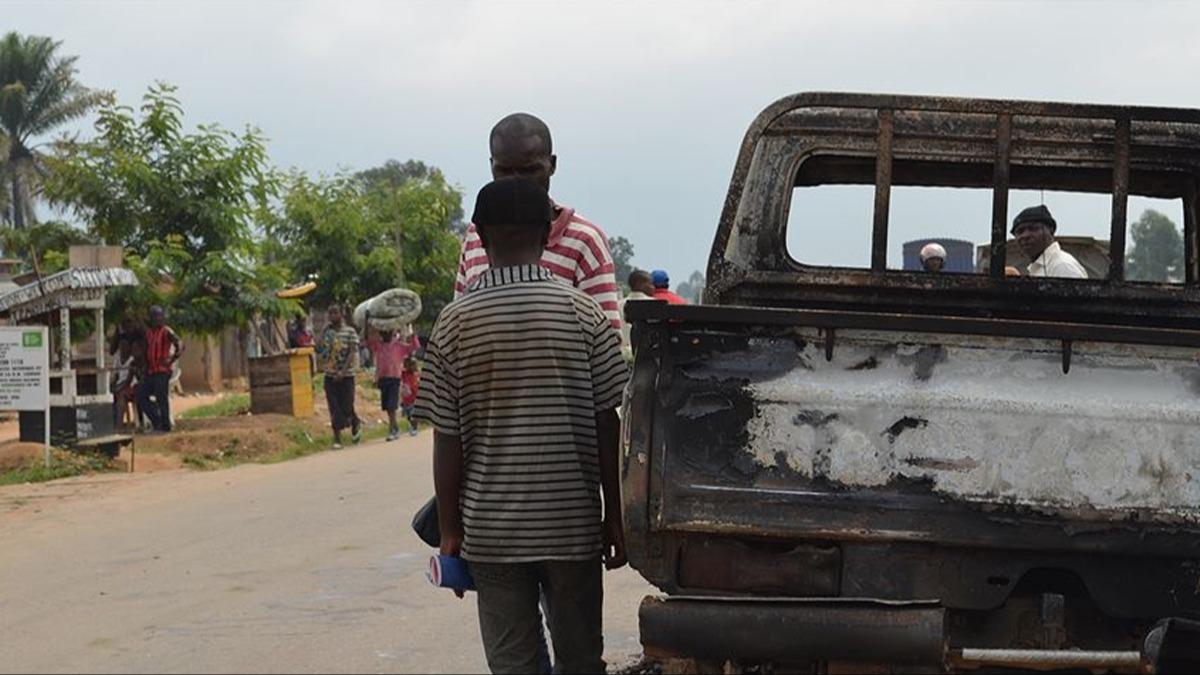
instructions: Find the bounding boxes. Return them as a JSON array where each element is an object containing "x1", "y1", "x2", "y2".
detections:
[{"x1": 622, "y1": 93, "x2": 1200, "y2": 673}]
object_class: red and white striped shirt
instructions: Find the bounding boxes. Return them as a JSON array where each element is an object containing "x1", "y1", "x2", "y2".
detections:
[{"x1": 454, "y1": 204, "x2": 622, "y2": 334}]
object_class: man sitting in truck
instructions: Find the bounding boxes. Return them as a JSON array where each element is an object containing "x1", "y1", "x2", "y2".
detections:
[
  {"x1": 1012, "y1": 205, "x2": 1088, "y2": 278},
  {"x1": 919, "y1": 243, "x2": 947, "y2": 272}
]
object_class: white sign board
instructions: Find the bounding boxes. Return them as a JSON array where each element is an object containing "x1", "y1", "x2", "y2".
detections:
[
  {"x1": 0, "y1": 326, "x2": 50, "y2": 467},
  {"x1": 0, "y1": 326, "x2": 49, "y2": 411}
]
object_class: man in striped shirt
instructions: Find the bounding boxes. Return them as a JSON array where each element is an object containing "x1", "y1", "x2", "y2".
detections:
[
  {"x1": 418, "y1": 178, "x2": 629, "y2": 675},
  {"x1": 454, "y1": 113, "x2": 622, "y2": 335}
]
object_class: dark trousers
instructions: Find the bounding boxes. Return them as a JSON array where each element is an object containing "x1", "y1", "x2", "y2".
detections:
[
  {"x1": 138, "y1": 372, "x2": 172, "y2": 431},
  {"x1": 323, "y1": 375, "x2": 358, "y2": 432},
  {"x1": 469, "y1": 559, "x2": 604, "y2": 675}
]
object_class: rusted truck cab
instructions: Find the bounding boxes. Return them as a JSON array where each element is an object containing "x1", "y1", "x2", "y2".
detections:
[{"x1": 622, "y1": 93, "x2": 1200, "y2": 672}]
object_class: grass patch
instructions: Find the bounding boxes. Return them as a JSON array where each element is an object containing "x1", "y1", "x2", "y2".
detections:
[
  {"x1": 264, "y1": 422, "x2": 391, "y2": 464},
  {"x1": 180, "y1": 393, "x2": 251, "y2": 420},
  {"x1": 0, "y1": 449, "x2": 117, "y2": 486},
  {"x1": 266, "y1": 426, "x2": 329, "y2": 463}
]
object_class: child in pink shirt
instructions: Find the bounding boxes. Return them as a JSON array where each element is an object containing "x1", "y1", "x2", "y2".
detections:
[{"x1": 366, "y1": 329, "x2": 421, "y2": 441}]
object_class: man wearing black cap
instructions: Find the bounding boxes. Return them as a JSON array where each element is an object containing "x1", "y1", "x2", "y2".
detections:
[
  {"x1": 1012, "y1": 205, "x2": 1088, "y2": 278},
  {"x1": 416, "y1": 177, "x2": 629, "y2": 674}
]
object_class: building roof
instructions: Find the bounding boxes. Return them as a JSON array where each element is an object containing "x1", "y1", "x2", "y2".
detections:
[{"x1": 0, "y1": 267, "x2": 138, "y2": 319}]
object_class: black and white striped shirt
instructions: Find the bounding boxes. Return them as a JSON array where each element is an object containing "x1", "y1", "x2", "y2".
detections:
[{"x1": 416, "y1": 264, "x2": 629, "y2": 563}]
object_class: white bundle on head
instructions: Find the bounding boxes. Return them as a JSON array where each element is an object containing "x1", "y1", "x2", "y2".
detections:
[{"x1": 354, "y1": 288, "x2": 423, "y2": 331}]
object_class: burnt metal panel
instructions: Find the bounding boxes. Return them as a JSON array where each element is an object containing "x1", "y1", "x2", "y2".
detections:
[
  {"x1": 1187, "y1": 181, "x2": 1200, "y2": 284},
  {"x1": 624, "y1": 301, "x2": 1200, "y2": 349},
  {"x1": 706, "y1": 92, "x2": 1200, "y2": 310},
  {"x1": 623, "y1": 313, "x2": 1200, "y2": 619},
  {"x1": 872, "y1": 109, "x2": 893, "y2": 272},
  {"x1": 640, "y1": 595, "x2": 946, "y2": 664},
  {"x1": 631, "y1": 311, "x2": 1200, "y2": 537},
  {"x1": 1110, "y1": 118, "x2": 1131, "y2": 281},
  {"x1": 676, "y1": 537, "x2": 840, "y2": 597},
  {"x1": 839, "y1": 543, "x2": 1200, "y2": 619},
  {"x1": 990, "y1": 113, "x2": 1012, "y2": 278}
]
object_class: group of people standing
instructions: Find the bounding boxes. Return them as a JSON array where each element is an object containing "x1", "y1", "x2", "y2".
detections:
[{"x1": 109, "y1": 305, "x2": 184, "y2": 434}]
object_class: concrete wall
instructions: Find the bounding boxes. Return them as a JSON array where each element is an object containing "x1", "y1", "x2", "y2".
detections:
[
  {"x1": 177, "y1": 320, "x2": 289, "y2": 393},
  {"x1": 179, "y1": 334, "x2": 222, "y2": 393}
]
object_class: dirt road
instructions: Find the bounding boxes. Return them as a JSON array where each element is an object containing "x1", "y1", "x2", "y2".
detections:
[{"x1": 0, "y1": 433, "x2": 653, "y2": 673}]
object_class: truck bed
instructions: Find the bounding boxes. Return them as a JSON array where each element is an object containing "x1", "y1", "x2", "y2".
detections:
[{"x1": 622, "y1": 300, "x2": 1200, "y2": 618}]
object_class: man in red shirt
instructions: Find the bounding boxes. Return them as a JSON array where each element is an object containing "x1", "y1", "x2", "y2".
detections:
[
  {"x1": 453, "y1": 113, "x2": 622, "y2": 336},
  {"x1": 650, "y1": 270, "x2": 689, "y2": 305},
  {"x1": 139, "y1": 305, "x2": 184, "y2": 432}
]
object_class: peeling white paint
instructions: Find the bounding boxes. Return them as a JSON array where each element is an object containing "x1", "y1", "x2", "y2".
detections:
[{"x1": 743, "y1": 330, "x2": 1200, "y2": 522}]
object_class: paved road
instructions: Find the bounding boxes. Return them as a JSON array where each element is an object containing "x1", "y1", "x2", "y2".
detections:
[{"x1": 0, "y1": 434, "x2": 653, "y2": 673}]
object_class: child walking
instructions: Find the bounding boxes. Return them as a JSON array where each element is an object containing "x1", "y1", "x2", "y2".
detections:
[
  {"x1": 401, "y1": 356, "x2": 420, "y2": 437},
  {"x1": 367, "y1": 328, "x2": 421, "y2": 441}
]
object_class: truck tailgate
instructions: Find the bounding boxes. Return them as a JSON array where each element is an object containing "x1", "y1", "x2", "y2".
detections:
[{"x1": 628, "y1": 304, "x2": 1200, "y2": 556}]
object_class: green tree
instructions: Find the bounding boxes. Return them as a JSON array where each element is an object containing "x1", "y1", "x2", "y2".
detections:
[
  {"x1": 0, "y1": 134, "x2": 11, "y2": 222},
  {"x1": 0, "y1": 32, "x2": 107, "y2": 229},
  {"x1": 0, "y1": 220, "x2": 95, "y2": 273},
  {"x1": 268, "y1": 173, "x2": 395, "y2": 309},
  {"x1": 268, "y1": 168, "x2": 462, "y2": 326},
  {"x1": 360, "y1": 168, "x2": 463, "y2": 319},
  {"x1": 1126, "y1": 209, "x2": 1184, "y2": 283},
  {"x1": 609, "y1": 235, "x2": 635, "y2": 289},
  {"x1": 675, "y1": 270, "x2": 705, "y2": 304},
  {"x1": 45, "y1": 83, "x2": 292, "y2": 333},
  {"x1": 355, "y1": 159, "x2": 466, "y2": 233}
]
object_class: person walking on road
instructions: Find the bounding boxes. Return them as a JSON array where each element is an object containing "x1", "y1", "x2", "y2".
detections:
[
  {"x1": 417, "y1": 178, "x2": 630, "y2": 675},
  {"x1": 453, "y1": 113, "x2": 623, "y2": 336},
  {"x1": 400, "y1": 356, "x2": 420, "y2": 437},
  {"x1": 138, "y1": 306, "x2": 183, "y2": 433},
  {"x1": 366, "y1": 327, "x2": 420, "y2": 441},
  {"x1": 317, "y1": 305, "x2": 362, "y2": 449}
]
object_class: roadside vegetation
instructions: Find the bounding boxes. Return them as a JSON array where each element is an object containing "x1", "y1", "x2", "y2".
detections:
[
  {"x1": 179, "y1": 393, "x2": 251, "y2": 420},
  {"x1": 0, "y1": 449, "x2": 116, "y2": 487}
]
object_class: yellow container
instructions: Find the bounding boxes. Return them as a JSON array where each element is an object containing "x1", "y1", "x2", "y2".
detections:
[{"x1": 248, "y1": 348, "x2": 315, "y2": 417}]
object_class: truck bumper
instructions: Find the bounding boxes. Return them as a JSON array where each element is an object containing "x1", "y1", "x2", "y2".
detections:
[{"x1": 639, "y1": 595, "x2": 946, "y2": 665}]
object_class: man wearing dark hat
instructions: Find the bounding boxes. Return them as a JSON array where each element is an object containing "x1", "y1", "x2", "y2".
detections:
[
  {"x1": 1012, "y1": 205, "x2": 1088, "y2": 278},
  {"x1": 417, "y1": 177, "x2": 629, "y2": 674}
]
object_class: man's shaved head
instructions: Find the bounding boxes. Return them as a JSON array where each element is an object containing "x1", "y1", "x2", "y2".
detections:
[
  {"x1": 490, "y1": 113, "x2": 552, "y2": 155},
  {"x1": 489, "y1": 113, "x2": 556, "y2": 192}
]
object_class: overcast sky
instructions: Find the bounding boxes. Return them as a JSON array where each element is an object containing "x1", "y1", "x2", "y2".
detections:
[{"x1": 9, "y1": 0, "x2": 1200, "y2": 279}]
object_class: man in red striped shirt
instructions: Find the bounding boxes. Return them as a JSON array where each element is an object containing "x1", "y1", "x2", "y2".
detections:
[
  {"x1": 454, "y1": 113, "x2": 622, "y2": 335},
  {"x1": 139, "y1": 305, "x2": 184, "y2": 433}
]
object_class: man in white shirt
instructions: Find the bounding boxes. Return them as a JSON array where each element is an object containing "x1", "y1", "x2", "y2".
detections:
[
  {"x1": 1012, "y1": 205, "x2": 1088, "y2": 279},
  {"x1": 619, "y1": 270, "x2": 655, "y2": 359}
]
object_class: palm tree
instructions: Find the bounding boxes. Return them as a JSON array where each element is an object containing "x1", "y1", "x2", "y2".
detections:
[
  {"x1": 0, "y1": 32, "x2": 105, "y2": 228},
  {"x1": 0, "y1": 133, "x2": 11, "y2": 223}
]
